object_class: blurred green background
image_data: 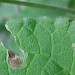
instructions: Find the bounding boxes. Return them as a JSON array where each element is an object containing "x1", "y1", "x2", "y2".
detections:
[{"x1": 0, "y1": 0, "x2": 75, "y2": 49}]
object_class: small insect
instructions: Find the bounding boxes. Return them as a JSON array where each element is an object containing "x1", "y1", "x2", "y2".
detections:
[
  {"x1": 6, "y1": 50, "x2": 28, "y2": 69},
  {"x1": 8, "y1": 51, "x2": 22, "y2": 68}
]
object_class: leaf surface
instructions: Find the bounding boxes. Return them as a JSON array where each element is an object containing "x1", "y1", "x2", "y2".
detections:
[
  {"x1": 5, "y1": 17, "x2": 73, "y2": 75},
  {"x1": 0, "y1": 44, "x2": 9, "y2": 75}
]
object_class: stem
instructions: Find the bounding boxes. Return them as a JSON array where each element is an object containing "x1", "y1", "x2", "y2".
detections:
[{"x1": 0, "y1": 1, "x2": 75, "y2": 14}]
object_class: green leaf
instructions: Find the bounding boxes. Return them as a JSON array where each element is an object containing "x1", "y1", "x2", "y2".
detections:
[
  {"x1": 54, "y1": 17, "x2": 70, "y2": 31},
  {"x1": 55, "y1": 70, "x2": 71, "y2": 75},
  {"x1": 71, "y1": 51, "x2": 75, "y2": 75},
  {"x1": 6, "y1": 17, "x2": 54, "y2": 56},
  {"x1": 41, "y1": 59, "x2": 62, "y2": 75},
  {"x1": 51, "y1": 30, "x2": 73, "y2": 71},
  {"x1": 8, "y1": 67, "x2": 27, "y2": 75},
  {"x1": 26, "y1": 54, "x2": 49, "y2": 75},
  {"x1": 68, "y1": 20, "x2": 75, "y2": 43},
  {"x1": 5, "y1": 17, "x2": 73, "y2": 75},
  {"x1": 68, "y1": 20, "x2": 75, "y2": 75},
  {"x1": 0, "y1": 44, "x2": 9, "y2": 75}
]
